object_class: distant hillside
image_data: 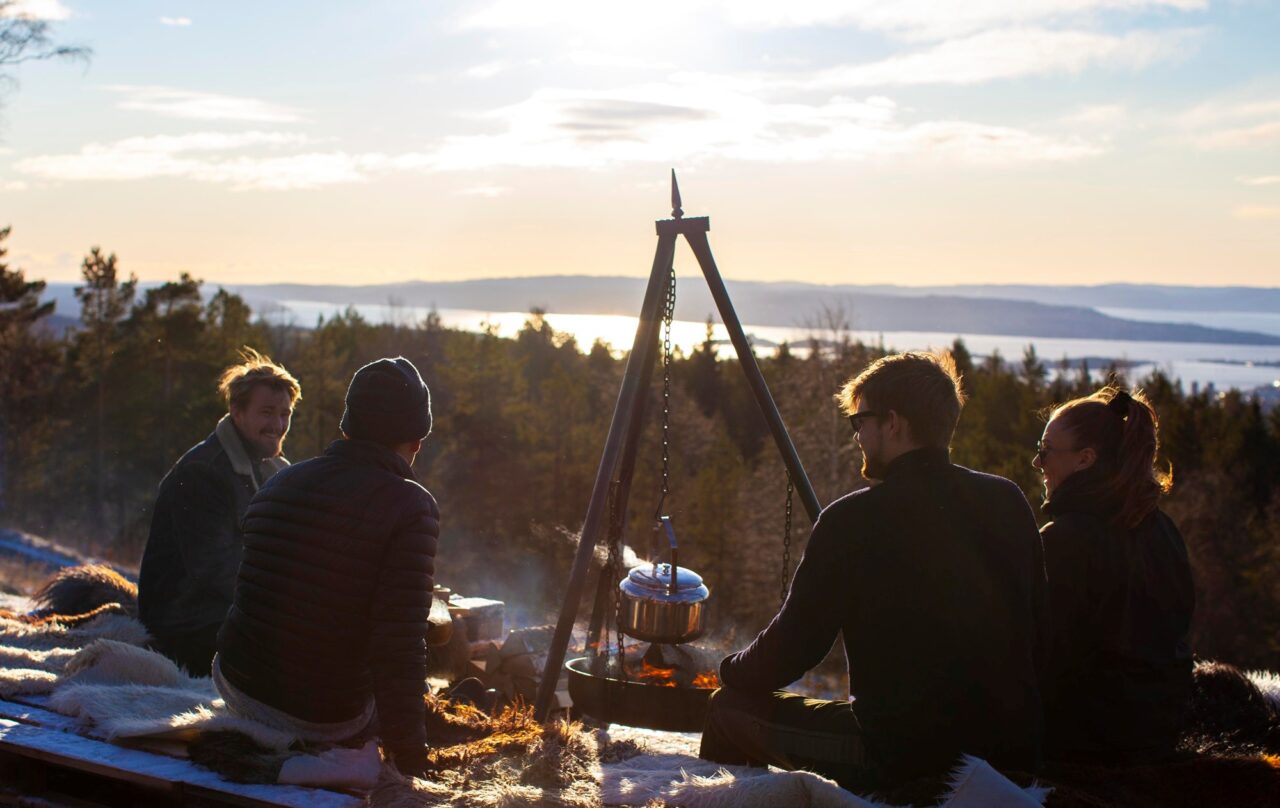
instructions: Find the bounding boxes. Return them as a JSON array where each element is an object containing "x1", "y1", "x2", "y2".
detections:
[
  {"x1": 39, "y1": 277, "x2": 1280, "y2": 346},
  {"x1": 856, "y1": 283, "x2": 1280, "y2": 313}
]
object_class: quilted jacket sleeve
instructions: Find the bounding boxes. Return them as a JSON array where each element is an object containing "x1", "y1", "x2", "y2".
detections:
[{"x1": 368, "y1": 482, "x2": 439, "y2": 776}]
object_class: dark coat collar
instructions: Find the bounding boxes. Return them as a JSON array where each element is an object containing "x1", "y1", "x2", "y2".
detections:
[
  {"x1": 324, "y1": 439, "x2": 417, "y2": 481},
  {"x1": 1043, "y1": 464, "x2": 1121, "y2": 520},
  {"x1": 883, "y1": 446, "x2": 952, "y2": 481}
]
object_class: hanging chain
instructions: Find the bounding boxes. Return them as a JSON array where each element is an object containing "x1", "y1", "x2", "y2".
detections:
[
  {"x1": 654, "y1": 265, "x2": 677, "y2": 520},
  {"x1": 779, "y1": 471, "x2": 794, "y2": 607},
  {"x1": 605, "y1": 480, "x2": 627, "y2": 681}
]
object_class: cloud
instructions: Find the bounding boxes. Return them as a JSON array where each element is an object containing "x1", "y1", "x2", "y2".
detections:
[
  {"x1": 724, "y1": 0, "x2": 1207, "y2": 40},
  {"x1": 1238, "y1": 175, "x2": 1280, "y2": 187},
  {"x1": 1176, "y1": 95, "x2": 1280, "y2": 151},
  {"x1": 14, "y1": 70, "x2": 1114, "y2": 191},
  {"x1": 796, "y1": 28, "x2": 1198, "y2": 88},
  {"x1": 1193, "y1": 120, "x2": 1280, "y2": 150},
  {"x1": 463, "y1": 61, "x2": 509, "y2": 79},
  {"x1": 1178, "y1": 98, "x2": 1280, "y2": 128},
  {"x1": 1, "y1": 0, "x2": 72, "y2": 20},
  {"x1": 1062, "y1": 104, "x2": 1127, "y2": 126},
  {"x1": 13, "y1": 81, "x2": 1103, "y2": 191},
  {"x1": 1, "y1": 180, "x2": 28, "y2": 191},
  {"x1": 105, "y1": 85, "x2": 306, "y2": 123},
  {"x1": 564, "y1": 51, "x2": 675, "y2": 70},
  {"x1": 1232, "y1": 205, "x2": 1280, "y2": 221},
  {"x1": 159, "y1": 16, "x2": 192, "y2": 26},
  {"x1": 11, "y1": 132, "x2": 360, "y2": 191},
  {"x1": 457, "y1": 185, "x2": 512, "y2": 197},
  {"x1": 421, "y1": 79, "x2": 1102, "y2": 171},
  {"x1": 463, "y1": 0, "x2": 1207, "y2": 41}
]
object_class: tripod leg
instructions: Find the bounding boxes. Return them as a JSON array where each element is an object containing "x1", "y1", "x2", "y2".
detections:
[
  {"x1": 684, "y1": 229, "x2": 822, "y2": 523},
  {"x1": 534, "y1": 232, "x2": 678, "y2": 721}
]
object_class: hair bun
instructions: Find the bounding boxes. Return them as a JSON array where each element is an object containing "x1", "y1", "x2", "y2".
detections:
[{"x1": 1107, "y1": 390, "x2": 1133, "y2": 418}]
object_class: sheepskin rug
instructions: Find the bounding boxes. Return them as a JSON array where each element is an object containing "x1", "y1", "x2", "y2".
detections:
[
  {"x1": 0, "y1": 611, "x2": 382, "y2": 790},
  {"x1": 0, "y1": 608, "x2": 150, "y2": 696},
  {"x1": 368, "y1": 698, "x2": 1046, "y2": 808},
  {"x1": 0, "y1": 610, "x2": 1048, "y2": 805}
]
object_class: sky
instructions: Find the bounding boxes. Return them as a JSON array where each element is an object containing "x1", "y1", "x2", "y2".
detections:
[{"x1": 1, "y1": 0, "x2": 1278, "y2": 288}]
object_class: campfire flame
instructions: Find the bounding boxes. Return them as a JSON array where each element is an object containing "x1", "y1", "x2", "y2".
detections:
[
  {"x1": 631, "y1": 658, "x2": 679, "y2": 687},
  {"x1": 691, "y1": 671, "x2": 721, "y2": 689},
  {"x1": 624, "y1": 657, "x2": 720, "y2": 689}
]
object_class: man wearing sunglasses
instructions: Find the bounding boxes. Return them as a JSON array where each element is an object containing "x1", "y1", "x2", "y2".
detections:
[{"x1": 701, "y1": 351, "x2": 1047, "y2": 791}]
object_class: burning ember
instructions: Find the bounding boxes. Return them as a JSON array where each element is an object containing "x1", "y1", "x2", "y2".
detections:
[
  {"x1": 589, "y1": 641, "x2": 721, "y2": 690},
  {"x1": 691, "y1": 671, "x2": 721, "y2": 689},
  {"x1": 630, "y1": 658, "x2": 679, "y2": 687}
]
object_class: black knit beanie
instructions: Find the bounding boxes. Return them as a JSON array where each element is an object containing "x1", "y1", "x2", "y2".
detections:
[{"x1": 340, "y1": 357, "x2": 432, "y2": 445}]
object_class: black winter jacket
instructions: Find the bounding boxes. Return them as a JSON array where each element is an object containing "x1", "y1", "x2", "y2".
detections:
[
  {"x1": 1040, "y1": 467, "x2": 1194, "y2": 764},
  {"x1": 721, "y1": 448, "x2": 1047, "y2": 784},
  {"x1": 139, "y1": 417, "x2": 287, "y2": 636},
  {"x1": 216, "y1": 439, "x2": 439, "y2": 774}
]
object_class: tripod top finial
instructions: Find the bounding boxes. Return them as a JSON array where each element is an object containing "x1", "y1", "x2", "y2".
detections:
[{"x1": 670, "y1": 169, "x2": 683, "y2": 219}]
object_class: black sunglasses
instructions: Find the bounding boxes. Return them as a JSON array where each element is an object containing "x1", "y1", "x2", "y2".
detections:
[
  {"x1": 847, "y1": 411, "x2": 884, "y2": 434},
  {"x1": 1034, "y1": 440, "x2": 1075, "y2": 463}
]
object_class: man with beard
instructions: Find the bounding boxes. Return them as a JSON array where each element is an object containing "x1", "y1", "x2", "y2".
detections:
[
  {"x1": 700, "y1": 351, "x2": 1047, "y2": 790},
  {"x1": 138, "y1": 349, "x2": 300, "y2": 676}
]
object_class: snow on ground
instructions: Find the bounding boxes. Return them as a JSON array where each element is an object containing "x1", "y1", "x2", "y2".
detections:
[
  {"x1": 0, "y1": 718, "x2": 361, "y2": 808},
  {"x1": 0, "y1": 529, "x2": 93, "y2": 572}
]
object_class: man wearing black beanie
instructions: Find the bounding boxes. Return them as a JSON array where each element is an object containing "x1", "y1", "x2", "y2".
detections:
[{"x1": 214, "y1": 357, "x2": 439, "y2": 778}]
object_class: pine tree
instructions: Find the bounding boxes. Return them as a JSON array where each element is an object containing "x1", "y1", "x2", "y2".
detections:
[
  {"x1": 74, "y1": 247, "x2": 136, "y2": 527},
  {"x1": 0, "y1": 226, "x2": 58, "y2": 515}
]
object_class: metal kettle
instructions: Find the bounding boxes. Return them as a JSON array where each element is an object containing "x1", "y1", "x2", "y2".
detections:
[{"x1": 618, "y1": 517, "x2": 709, "y2": 644}]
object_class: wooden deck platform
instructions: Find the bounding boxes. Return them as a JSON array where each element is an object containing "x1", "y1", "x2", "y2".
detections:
[{"x1": 0, "y1": 698, "x2": 362, "y2": 807}]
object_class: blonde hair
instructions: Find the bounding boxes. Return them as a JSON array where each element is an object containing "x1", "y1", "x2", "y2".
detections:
[
  {"x1": 217, "y1": 347, "x2": 301, "y2": 412},
  {"x1": 836, "y1": 351, "x2": 966, "y2": 449}
]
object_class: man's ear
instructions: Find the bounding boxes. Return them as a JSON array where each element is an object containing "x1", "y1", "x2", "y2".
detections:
[{"x1": 886, "y1": 410, "x2": 903, "y2": 439}]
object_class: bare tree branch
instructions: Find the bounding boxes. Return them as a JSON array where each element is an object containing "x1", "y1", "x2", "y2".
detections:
[{"x1": 0, "y1": 1, "x2": 91, "y2": 69}]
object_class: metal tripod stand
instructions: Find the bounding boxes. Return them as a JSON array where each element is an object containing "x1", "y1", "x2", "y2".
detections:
[{"x1": 533, "y1": 172, "x2": 822, "y2": 720}]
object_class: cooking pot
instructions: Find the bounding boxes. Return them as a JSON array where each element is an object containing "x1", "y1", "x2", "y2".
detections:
[{"x1": 618, "y1": 517, "x2": 709, "y2": 644}]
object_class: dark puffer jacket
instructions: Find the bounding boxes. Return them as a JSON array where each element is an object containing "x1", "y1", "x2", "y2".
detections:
[
  {"x1": 1040, "y1": 466, "x2": 1194, "y2": 764},
  {"x1": 216, "y1": 439, "x2": 438, "y2": 773}
]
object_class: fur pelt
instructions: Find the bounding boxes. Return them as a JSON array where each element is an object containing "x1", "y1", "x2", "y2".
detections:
[
  {"x1": 187, "y1": 730, "x2": 292, "y2": 784},
  {"x1": 1182, "y1": 659, "x2": 1280, "y2": 756},
  {"x1": 1041, "y1": 755, "x2": 1280, "y2": 807},
  {"x1": 600, "y1": 753, "x2": 879, "y2": 808},
  {"x1": 367, "y1": 695, "x2": 604, "y2": 806},
  {"x1": 48, "y1": 640, "x2": 296, "y2": 750},
  {"x1": 367, "y1": 700, "x2": 1049, "y2": 808},
  {"x1": 0, "y1": 611, "x2": 151, "y2": 696},
  {"x1": 28, "y1": 564, "x2": 138, "y2": 619},
  {"x1": 1249, "y1": 669, "x2": 1280, "y2": 712}
]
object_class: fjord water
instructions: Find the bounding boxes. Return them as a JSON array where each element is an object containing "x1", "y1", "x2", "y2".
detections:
[{"x1": 272, "y1": 300, "x2": 1280, "y2": 393}]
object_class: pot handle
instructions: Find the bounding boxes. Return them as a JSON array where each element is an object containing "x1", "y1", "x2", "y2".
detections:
[{"x1": 659, "y1": 516, "x2": 679, "y2": 596}]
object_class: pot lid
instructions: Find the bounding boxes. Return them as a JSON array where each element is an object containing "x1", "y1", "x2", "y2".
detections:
[{"x1": 624, "y1": 562, "x2": 706, "y2": 594}]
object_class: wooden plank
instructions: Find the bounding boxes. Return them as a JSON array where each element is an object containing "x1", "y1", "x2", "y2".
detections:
[
  {"x1": 0, "y1": 719, "x2": 361, "y2": 808},
  {"x1": 0, "y1": 698, "x2": 192, "y2": 758},
  {"x1": 0, "y1": 696, "x2": 84, "y2": 733}
]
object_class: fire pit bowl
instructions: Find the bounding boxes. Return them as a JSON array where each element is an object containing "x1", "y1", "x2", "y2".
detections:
[{"x1": 565, "y1": 655, "x2": 716, "y2": 732}]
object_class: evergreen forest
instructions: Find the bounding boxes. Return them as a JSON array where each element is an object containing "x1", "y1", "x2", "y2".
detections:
[{"x1": 3, "y1": 231, "x2": 1280, "y2": 674}]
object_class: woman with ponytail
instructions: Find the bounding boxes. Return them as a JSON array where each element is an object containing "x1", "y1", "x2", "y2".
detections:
[{"x1": 1032, "y1": 386, "x2": 1194, "y2": 764}]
